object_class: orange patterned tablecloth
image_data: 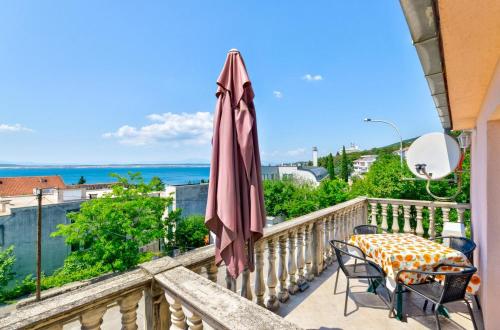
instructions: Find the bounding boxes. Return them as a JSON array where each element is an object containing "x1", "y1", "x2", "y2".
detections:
[{"x1": 349, "y1": 233, "x2": 480, "y2": 294}]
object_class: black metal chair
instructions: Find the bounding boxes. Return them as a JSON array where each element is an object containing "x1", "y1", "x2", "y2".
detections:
[
  {"x1": 431, "y1": 236, "x2": 480, "y2": 310},
  {"x1": 431, "y1": 236, "x2": 476, "y2": 262},
  {"x1": 388, "y1": 264, "x2": 478, "y2": 330},
  {"x1": 330, "y1": 239, "x2": 390, "y2": 316},
  {"x1": 353, "y1": 224, "x2": 378, "y2": 235}
]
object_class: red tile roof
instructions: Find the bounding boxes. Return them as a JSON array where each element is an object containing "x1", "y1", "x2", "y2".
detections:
[{"x1": 0, "y1": 176, "x2": 66, "y2": 197}]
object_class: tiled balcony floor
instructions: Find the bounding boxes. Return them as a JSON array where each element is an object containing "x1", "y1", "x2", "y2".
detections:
[{"x1": 279, "y1": 261, "x2": 483, "y2": 330}]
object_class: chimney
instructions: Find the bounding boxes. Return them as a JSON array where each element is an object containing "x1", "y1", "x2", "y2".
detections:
[{"x1": 312, "y1": 146, "x2": 318, "y2": 167}]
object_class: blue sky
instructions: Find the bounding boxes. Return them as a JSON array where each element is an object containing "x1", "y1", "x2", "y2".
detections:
[{"x1": 0, "y1": 1, "x2": 441, "y2": 165}]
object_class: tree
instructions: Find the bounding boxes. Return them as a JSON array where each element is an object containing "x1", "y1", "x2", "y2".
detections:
[
  {"x1": 52, "y1": 173, "x2": 170, "y2": 272},
  {"x1": 326, "y1": 153, "x2": 335, "y2": 179},
  {"x1": 317, "y1": 178, "x2": 349, "y2": 208},
  {"x1": 349, "y1": 153, "x2": 470, "y2": 203},
  {"x1": 174, "y1": 215, "x2": 209, "y2": 252},
  {"x1": 340, "y1": 146, "x2": 349, "y2": 182},
  {"x1": 77, "y1": 176, "x2": 86, "y2": 185},
  {"x1": 0, "y1": 246, "x2": 15, "y2": 288},
  {"x1": 150, "y1": 176, "x2": 165, "y2": 191}
]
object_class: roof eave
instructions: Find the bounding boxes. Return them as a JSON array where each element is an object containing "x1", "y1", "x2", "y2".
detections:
[{"x1": 399, "y1": 0, "x2": 452, "y2": 131}]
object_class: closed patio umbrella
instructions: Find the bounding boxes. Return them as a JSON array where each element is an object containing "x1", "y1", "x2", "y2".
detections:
[{"x1": 205, "y1": 49, "x2": 266, "y2": 279}]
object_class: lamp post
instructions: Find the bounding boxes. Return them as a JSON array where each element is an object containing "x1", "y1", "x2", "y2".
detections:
[{"x1": 364, "y1": 118, "x2": 403, "y2": 168}]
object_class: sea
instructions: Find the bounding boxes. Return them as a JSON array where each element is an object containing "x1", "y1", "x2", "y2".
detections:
[{"x1": 0, "y1": 165, "x2": 211, "y2": 185}]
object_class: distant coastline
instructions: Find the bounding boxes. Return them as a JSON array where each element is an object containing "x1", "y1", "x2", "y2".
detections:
[
  {"x1": 0, "y1": 165, "x2": 211, "y2": 185},
  {"x1": 0, "y1": 163, "x2": 210, "y2": 169}
]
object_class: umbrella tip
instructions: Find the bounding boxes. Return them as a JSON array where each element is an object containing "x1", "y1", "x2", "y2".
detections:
[{"x1": 228, "y1": 48, "x2": 239, "y2": 53}]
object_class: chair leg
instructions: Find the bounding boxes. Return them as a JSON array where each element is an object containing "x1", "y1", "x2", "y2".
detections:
[
  {"x1": 344, "y1": 278, "x2": 350, "y2": 316},
  {"x1": 334, "y1": 269, "x2": 340, "y2": 294},
  {"x1": 474, "y1": 295, "x2": 481, "y2": 311},
  {"x1": 434, "y1": 304, "x2": 441, "y2": 330},
  {"x1": 388, "y1": 285, "x2": 398, "y2": 318},
  {"x1": 464, "y1": 299, "x2": 478, "y2": 330}
]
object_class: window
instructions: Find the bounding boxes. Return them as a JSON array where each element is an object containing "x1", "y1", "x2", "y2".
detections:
[{"x1": 0, "y1": 225, "x2": 4, "y2": 246}]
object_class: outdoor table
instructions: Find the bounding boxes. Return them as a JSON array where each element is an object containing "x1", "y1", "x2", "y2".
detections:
[{"x1": 349, "y1": 233, "x2": 481, "y2": 320}]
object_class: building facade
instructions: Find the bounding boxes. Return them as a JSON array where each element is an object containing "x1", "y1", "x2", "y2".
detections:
[{"x1": 352, "y1": 155, "x2": 378, "y2": 177}]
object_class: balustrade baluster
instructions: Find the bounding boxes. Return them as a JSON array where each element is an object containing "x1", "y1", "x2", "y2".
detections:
[
  {"x1": 287, "y1": 229, "x2": 299, "y2": 294},
  {"x1": 442, "y1": 207, "x2": 450, "y2": 223},
  {"x1": 118, "y1": 290, "x2": 143, "y2": 330},
  {"x1": 341, "y1": 211, "x2": 347, "y2": 241},
  {"x1": 296, "y1": 226, "x2": 306, "y2": 289},
  {"x1": 415, "y1": 205, "x2": 424, "y2": 236},
  {"x1": 429, "y1": 206, "x2": 436, "y2": 238},
  {"x1": 457, "y1": 208, "x2": 465, "y2": 223},
  {"x1": 241, "y1": 267, "x2": 253, "y2": 300},
  {"x1": 357, "y1": 204, "x2": 363, "y2": 227},
  {"x1": 403, "y1": 205, "x2": 412, "y2": 233},
  {"x1": 347, "y1": 209, "x2": 354, "y2": 237},
  {"x1": 164, "y1": 293, "x2": 187, "y2": 330},
  {"x1": 313, "y1": 219, "x2": 324, "y2": 275},
  {"x1": 225, "y1": 269, "x2": 236, "y2": 292},
  {"x1": 324, "y1": 216, "x2": 333, "y2": 265},
  {"x1": 266, "y1": 238, "x2": 280, "y2": 310},
  {"x1": 277, "y1": 235, "x2": 289, "y2": 302},
  {"x1": 144, "y1": 285, "x2": 168, "y2": 330},
  {"x1": 181, "y1": 305, "x2": 203, "y2": 330},
  {"x1": 254, "y1": 241, "x2": 266, "y2": 307},
  {"x1": 80, "y1": 305, "x2": 107, "y2": 330},
  {"x1": 305, "y1": 223, "x2": 315, "y2": 281},
  {"x1": 381, "y1": 204, "x2": 388, "y2": 233},
  {"x1": 328, "y1": 216, "x2": 335, "y2": 261},
  {"x1": 205, "y1": 263, "x2": 218, "y2": 283},
  {"x1": 391, "y1": 204, "x2": 400, "y2": 233},
  {"x1": 370, "y1": 202, "x2": 378, "y2": 227}
]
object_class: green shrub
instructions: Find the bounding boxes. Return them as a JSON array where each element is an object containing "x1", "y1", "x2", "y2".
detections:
[{"x1": 175, "y1": 215, "x2": 209, "y2": 252}]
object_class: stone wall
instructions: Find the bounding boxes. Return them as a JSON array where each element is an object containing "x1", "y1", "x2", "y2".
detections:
[
  {"x1": 167, "y1": 183, "x2": 208, "y2": 217},
  {"x1": 0, "y1": 201, "x2": 83, "y2": 282}
]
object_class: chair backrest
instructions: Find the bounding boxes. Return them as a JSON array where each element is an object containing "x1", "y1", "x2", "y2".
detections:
[
  {"x1": 437, "y1": 236, "x2": 476, "y2": 261},
  {"x1": 329, "y1": 240, "x2": 366, "y2": 277},
  {"x1": 440, "y1": 266, "x2": 477, "y2": 304},
  {"x1": 448, "y1": 237, "x2": 476, "y2": 261},
  {"x1": 353, "y1": 225, "x2": 378, "y2": 235}
]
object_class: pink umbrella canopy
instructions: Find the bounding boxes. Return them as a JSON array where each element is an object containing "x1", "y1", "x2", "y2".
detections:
[{"x1": 205, "y1": 49, "x2": 266, "y2": 279}]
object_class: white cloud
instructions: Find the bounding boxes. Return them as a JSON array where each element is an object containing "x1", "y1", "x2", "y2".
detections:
[
  {"x1": 302, "y1": 74, "x2": 323, "y2": 82},
  {"x1": 0, "y1": 123, "x2": 33, "y2": 133},
  {"x1": 273, "y1": 90, "x2": 283, "y2": 99},
  {"x1": 286, "y1": 148, "x2": 307, "y2": 156},
  {"x1": 104, "y1": 112, "x2": 213, "y2": 146}
]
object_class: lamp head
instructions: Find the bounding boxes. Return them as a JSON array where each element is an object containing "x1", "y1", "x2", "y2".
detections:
[
  {"x1": 364, "y1": 118, "x2": 372, "y2": 122},
  {"x1": 457, "y1": 131, "x2": 471, "y2": 150}
]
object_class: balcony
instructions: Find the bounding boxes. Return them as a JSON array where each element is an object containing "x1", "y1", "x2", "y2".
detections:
[{"x1": 0, "y1": 197, "x2": 482, "y2": 329}]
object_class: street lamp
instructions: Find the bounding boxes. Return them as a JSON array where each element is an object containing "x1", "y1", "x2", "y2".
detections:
[{"x1": 364, "y1": 118, "x2": 403, "y2": 168}]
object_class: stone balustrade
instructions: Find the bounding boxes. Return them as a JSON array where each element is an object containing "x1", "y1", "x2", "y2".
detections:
[
  {"x1": 0, "y1": 196, "x2": 471, "y2": 329},
  {"x1": 0, "y1": 255, "x2": 299, "y2": 329},
  {"x1": 178, "y1": 197, "x2": 369, "y2": 313},
  {"x1": 366, "y1": 197, "x2": 471, "y2": 238}
]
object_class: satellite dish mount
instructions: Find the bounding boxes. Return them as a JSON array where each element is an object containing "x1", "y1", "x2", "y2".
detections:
[{"x1": 406, "y1": 132, "x2": 470, "y2": 201}]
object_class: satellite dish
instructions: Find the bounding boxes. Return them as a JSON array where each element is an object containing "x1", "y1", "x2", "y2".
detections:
[{"x1": 406, "y1": 132, "x2": 461, "y2": 180}]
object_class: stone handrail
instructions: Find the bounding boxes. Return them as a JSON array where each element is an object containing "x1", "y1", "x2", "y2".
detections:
[
  {"x1": 156, "y1": 267, "x2": 301, "y2": 330},
  {"x1": 366, "y1": 197, "x2": 471, "y2": 238},
  {"x1": 0, "y1": 257, "x2": 298, "y2": 329},
  {"x1": 0, "y1": 268, "x2": 151, "y2": 329}
]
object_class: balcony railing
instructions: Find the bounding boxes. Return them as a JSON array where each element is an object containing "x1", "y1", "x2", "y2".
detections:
[{"x1": 0, "y1": 196, "x2": 471, "y2": 329}]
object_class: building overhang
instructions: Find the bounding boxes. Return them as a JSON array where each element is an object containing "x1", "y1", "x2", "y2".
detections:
[{"x1": 400, "y1": 0, "x2": 500, "y2": 130}]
